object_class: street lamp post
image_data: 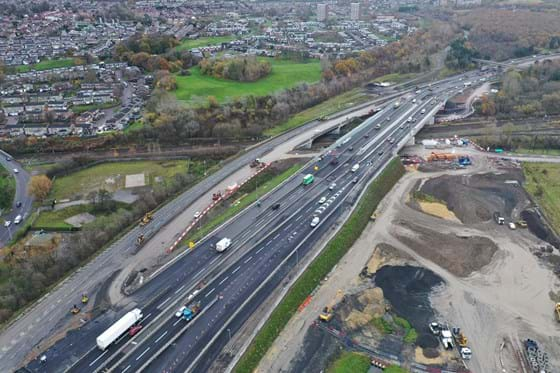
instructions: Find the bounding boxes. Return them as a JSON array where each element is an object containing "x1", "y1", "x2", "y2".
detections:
[{"x1": 227, "y1": 328, "x2": 231, "y2": 342}]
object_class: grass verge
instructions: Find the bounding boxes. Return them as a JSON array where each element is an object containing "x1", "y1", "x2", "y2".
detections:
[
  {"x1": 327, "y1": 351, "x2": 371, "y2": 373},
  {"x1": 72, "y1": 100, "x2": 120, "y2": 114},
  {"x1": 263, "y1": 88, "x2": 370, "y2": 137},
  {"x1": 234, "y1": 157, "x2": 405, "y2": 373},
  {"x1": 183, "y1": 164, "x2": 302, "y2": 246},
  {"x1": 174, "y1": 58, "x2": 321, "y2": 104},
  {"x1": 523, "y1": 162, "x2": 560, "y2": 233},
  {"x1": 0, "y1": 164, "x2": 16, "y2": 211}
]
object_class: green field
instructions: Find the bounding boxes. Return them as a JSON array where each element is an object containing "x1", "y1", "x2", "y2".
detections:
[
  {"x1": 328, "y1": 352, "x2": 370, "y2": 373},
  {"x1": 72, "y1": 101, "x2": 120, "y2": 114},
  {"x1": 514, "y1": 148, "x2": 560, "y2": 156},
  {"x1": 174, "y1": 59, "x2": 322, "y2": 104},
  {"x1": 264, "y1": 88, "x2": 370, "y2": 137},
  {"x1": 15, "y1": 58, "x2": 78, "y2": 73},
  {"x1": 523, "y1": 162, "x2": 560, "y2": 233},
  {"x1": 176, "y1": 36, "x2": 237, "y2": 51},
  {"x1": 0, "y1": 165, "x2": 15, "y2": 211},
  {"x1": 50, "y1": 160, "x2": 203, "y2": 200},
  {"x1": 33, "y1": 202, "x2": 129, "y2": 230}
]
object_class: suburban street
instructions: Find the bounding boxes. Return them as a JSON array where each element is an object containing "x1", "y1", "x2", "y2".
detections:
[
  {"x1": 17, "y1": 68, "x2": 495, "y2": 373},
  {"x1": 0, "y1": 149, "x2": 33, "y2": 246}
]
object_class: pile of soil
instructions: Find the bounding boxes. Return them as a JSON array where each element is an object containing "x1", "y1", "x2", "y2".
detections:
[
  {"x1": 419, "y1": 171, "x2": 527, "y2": 224},
  {"x1": 374, "y1": 265, "x2": 443, "y2": 334},
  {"x1": 396, "y1": 221, "x2": 498, "y2": 277}
]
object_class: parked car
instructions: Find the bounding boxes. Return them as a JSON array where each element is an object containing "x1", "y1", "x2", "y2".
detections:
[{"x1": 4, "y1": 220, "x2": 11, "y2": 227}]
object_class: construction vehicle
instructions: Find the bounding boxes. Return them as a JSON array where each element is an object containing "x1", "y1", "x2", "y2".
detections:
[
  {"x1": 556, "y1": 303, "x2": 560, "y2": 321},
  {"x1": 493, "y1": 212, "x2": 505, "y2": 225},
  {"x1": 440, "y1": 326, "x2": 454, "y2": 350},
  {"x1": 96, "y1": 308, "x2": 143, "y2": 350},
  {"x1": 182, "y1": 302, "x2": 201, "y2": 322},
  {"x1": 136, "y1": 234, "x2": 145, "y2": 246},
  {"x1": 81, "y1": 294, "x2": 89, "y2": 304},
  {"x1": 458, "y1": 156, "x2": 472, "y2": 166},
  {"x1": 319, "y1": 306, "x2": 333, "y2": 322},
  {"x1": 70, "y1": 305, "x2": 81, "y2": 315},
  {"x1": 139, "y1": 212, "x2": 153, "y2": 227},
  {"x1": 427, "y1": 152, "x2": 460, "y2": 162},
  {"x1": 428, "y1": 322, "x2": 441, "y2": 335},
  {"x1": 517, "y1": 220, "x2": 528, "y2": 228},
  {"x1": 452, "y1": 328, "x2": 468, "y2": 347}
]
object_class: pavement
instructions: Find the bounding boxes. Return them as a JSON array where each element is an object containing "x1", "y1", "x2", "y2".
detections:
[{"x1": 0, "y1": 149, "x2": 33, "y2": 247}]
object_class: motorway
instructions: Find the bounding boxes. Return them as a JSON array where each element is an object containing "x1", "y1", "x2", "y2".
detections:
[
  {"x1": 0, "y1": 149, "x2": 33, "y2": 246},
  {"x1": 19, "y1": 68, "x2": 497, "y2": 373}
]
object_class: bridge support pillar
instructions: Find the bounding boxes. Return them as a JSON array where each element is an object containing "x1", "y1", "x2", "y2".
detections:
[
  {"x1": 407, "y1": 136, "x2": 415, "y2": 146},
  {"x1": 331, "y1": 126, "x2": 341, "y2": 135}
]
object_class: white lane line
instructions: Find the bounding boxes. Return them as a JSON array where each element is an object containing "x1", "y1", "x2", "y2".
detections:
[
  {"x1": 88, "y1": 350, "x2": 108, "y2": 367},
  {"x1": 143, "y1": 313, "x2": 152, "y2": 322},
  {"x1": 256, "y1": 247, "x2": 264, "y2": 254},
  {"x1": 173, "y1": 318, "x2": 182, "y2": 327},
  {"x1": 273, "y1": 233, "x2": 280, "y2": 240},
  {"x1": 135, "y1": 347, "x2": 150, "y2": 361},
  {"x1": 209, "y1": 256, "x2": 220, "y2": 266},
  {"x1": 154, "y1": 331, "x2": 168, "y2": 344},
  {"x1": 122, "y1": 365, "x2": 131, "y2": 373},
  {"x1": 193, "y1": 268, "x2": 205, "y2": 279},
  {"x1": 157, "y1": 297, "x2": 171, "y2": 309},
  {"x1": 244, "y1": 256, "x2": 253, "y2": 264},
  {"x1": 285, "y1": 223, "x2": 293, "y2": 230},
  {"x1": 205, "y1": 288, "x2": 216, "y2": 298},
  {"x1": 232, "y1": 266, "x2": 241, "y2": 274},
  {"x1": 295, "y1": 215, "x2": 303, "y2": 222},
  {"x1": 265, "y1": 240, "x2": 272, "y2": 246},
  {"x1": 219, "y1": 276, "x2": 229, "y2": 285},
  {"x1": 174, "y1": 285, "x2": 186, "y2": 294}
]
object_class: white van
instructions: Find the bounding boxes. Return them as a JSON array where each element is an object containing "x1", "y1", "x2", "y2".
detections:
[
  {"x1": 14, "y1": 215, "x2": 22, "y2": 224},
  {"x1": 351, "y1": 164, "x2": 360, "y2": 173}
]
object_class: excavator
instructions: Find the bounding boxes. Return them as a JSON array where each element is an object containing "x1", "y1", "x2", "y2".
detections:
[
  {"x1": 81, "y1": 294, "x2": 89, "y2": 304},
  {"x1": 70, "y1": 305, "x2": 81, "y2": 315},
  {"x1": 139, "y1": 212, "x2": 154, "y2": 227},
  {"x1": 319, "y1": 306, "x2": 333, "y2": 322}
]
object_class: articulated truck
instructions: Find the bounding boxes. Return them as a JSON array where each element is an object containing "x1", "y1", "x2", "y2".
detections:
[{"x1": 96, "y1": 308, "x2": 143, "y2": 350}]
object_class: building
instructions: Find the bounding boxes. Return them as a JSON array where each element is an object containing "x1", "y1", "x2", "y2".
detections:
[
  {"x1": 317, "y1": 3, "x2": 328, "y2": 22},
  {"x1": 350, "y1": 3, "x2": 360, "y2": 21}
]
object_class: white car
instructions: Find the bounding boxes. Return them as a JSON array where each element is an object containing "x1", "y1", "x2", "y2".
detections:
[
  {"x1": 328, "y1": 183, "x2": 336, "y2": 191},
  {"x1": 175, "y1": 306, "x2": 186, "y2": 318},
  {"x1": 194, "y1": 211, "x2": 201, "y2": 219},
  {"x1": 4, "y1": 220, "x2": 11, "y2": 227},
  {"x1": 310, "y1": 216, "x2": 320, "y2": 227},
  {"x1": 318, "y1": 196, "x2": 327, "y2": 204},
  {"x1": 13, "y1": 215, "x2": 22, "y2": 224},
  {"x1": 13, "y1": 168, "x2": 19, "y2": 174}
]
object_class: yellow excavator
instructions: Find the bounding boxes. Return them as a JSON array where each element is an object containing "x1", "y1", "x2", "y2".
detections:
[
  {"x1": 319, "y1": 306, "x2": 333, "y2": 322},
  {"x1": 81, "y1": 294, "x2": 89, "y2": 304},
  {"x1": 139, "y1": 212, "x2": 154, "y2": 227}
]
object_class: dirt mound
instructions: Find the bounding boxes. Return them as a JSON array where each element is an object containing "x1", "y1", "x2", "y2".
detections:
[
  {"x1": 419, "y1": 171, "x2": 527, "y2": 224},
  {"x1": 396, "y1": 221, "x2": 498, "y2": 277},
  {"x1": 358, "y1": 288, "x2": 384, "y2": 305},
  {"x1": 423, "y1": 347, "x2": 440, "y2": 358},
  {"x1": 374, "y1": 265, "x2": 443, "y2": 333},
  {"x1": 417, "y1": 334, "x2": 439, "y2": 349},
  {"x1": 344, "y1": 288, "x2": 386, "y2": 330}
]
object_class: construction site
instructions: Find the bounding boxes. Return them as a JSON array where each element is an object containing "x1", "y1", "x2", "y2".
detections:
[{"x1": 257, "y1": 144, "x2": 560, "y2": 373}]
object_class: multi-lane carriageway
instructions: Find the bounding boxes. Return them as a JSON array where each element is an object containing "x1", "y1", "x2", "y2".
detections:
[{"x1": 27, "y1": 71, "x2": 490, "y2": 373}]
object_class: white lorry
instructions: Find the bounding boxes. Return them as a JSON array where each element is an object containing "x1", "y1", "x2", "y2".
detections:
[
  {"x1": 216, "y1": 237, "x2": 232, "y2": 252},
  {"x1": 96, "y1": 308, "x2": 143, "y2": 350},
  {"x1": 351, "y1": 163, "x2": 360, "y2": 172}
]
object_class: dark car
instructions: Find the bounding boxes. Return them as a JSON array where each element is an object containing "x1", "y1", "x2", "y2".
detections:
[
  {"x1": 15, "y1": 201, "x2": 22, "y2": 208},
  {"x1": 352, "y1": 177, "x2": 358, "y2": 184},
  {"x1": 271, "y1": 203, "x2": 281, "y2": 210},
  {"x1": 129, "y1": 325, "x2": 143, "y2": 336},
  {"x1": 5, "y1": 157, "x2": 11, "y2": 161},
  {"x1": 378, "y1": 150, "x2": 384, "y2": 156}
]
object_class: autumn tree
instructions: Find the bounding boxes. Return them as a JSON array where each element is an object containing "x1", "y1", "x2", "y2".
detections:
[{"x1": 27, "y1": 175, "x2": 52, "y2": 202}]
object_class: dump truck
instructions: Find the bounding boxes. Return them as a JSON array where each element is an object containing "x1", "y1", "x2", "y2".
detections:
[
  {"x1": 182, "y1": 302, "x2": 201, "y2": 322},
  {"x1": 216, "y1": 237, "x2": 231, "y2": 253},
  {"x1": 493, "y1": 212, "x2": 505, "y2": 225},
  {"x1": 139, "y1": 212, "x2": 153, "y2": 227},
  {"x1": 96, "y1": 308, "x2": 143, "y2": 351},
  {"x1": 440, "y1": 327, "x2": 454, "y2": 350},
  {"x1": 319, "y1": 307, "x2": 333, "y2": 322}
]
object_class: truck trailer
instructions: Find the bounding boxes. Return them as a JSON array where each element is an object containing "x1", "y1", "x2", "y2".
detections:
[{"x1": 96, "y1": 308, "x2": 143, "y2": 350}]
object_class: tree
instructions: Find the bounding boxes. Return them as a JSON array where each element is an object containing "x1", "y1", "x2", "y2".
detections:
[{"x1": 28, "y1": 175, "x2": 52, "y2": 202}]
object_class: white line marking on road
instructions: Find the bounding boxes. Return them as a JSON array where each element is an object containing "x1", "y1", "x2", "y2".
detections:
[
  {"x1": 194, "y1": 268, "x2": 205, "y2": 279},
  {"x1": 219, "y1": 276, "x2": 229, "y2": 285},
  {"x1": 295, "y1": 215, "x2": 302, "y2": 222},
  {"x1": 256, "y1": 247, "x2": 264, "y2": 254},
  {"x1": 122, "y1": 364, "x2": 131, "y2": 373},
  {"x1": 157, "y1": 297, "x2": 171, "y2": 309},
  {"x1": 285, "y1": 223, "x2": 293, "y2": 230},
  {"x1": 136, "y1": 347, "x2": 150, "y2": 361},
  {"x1": 143, "y1": 313, "x2": 152, "y2": 322},
  {"x1": 205, "y1": 288, "x2": 215, "y2": 298},
  {"x1": 155, "y1": 331, "x2": 168, "y2": 344},
  {"x1": 244, "y1": 256, "x2": 253, "y2": 264},
  {"x1": 174, "y1": 285, "x2": 186, "y2": 294},
  {"x1": 273, "y1": 233, "x2": 280, "y2": 240},
  {"x1": 209, "y1": 256, "x2": 220, "y2": 266},
  {"x1": 265, "y1": 240, "x2": 272, "y2": 246},
  {"x1": 88, "y1": 350, "x2": 108, "y2": 367},
  {"x1": 173, "y1": 318, "x2": 182, "y2": 327},
  {"x1": 232, "y1": 266, "x2": 241, "y2": 274}
]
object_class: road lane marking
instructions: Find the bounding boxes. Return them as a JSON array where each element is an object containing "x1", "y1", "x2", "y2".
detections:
[
  {"x1": 135, "y1": 347, "x2": 150, "y2": 361},
  {"x1": 295, "y1": 215, "x2": 303, "y2": 222},
  {"x1": 256, "y1": 247, "x2": 264, "y2": 254},
  {"x1": 244, "y1": 256, "x2": 253, "y2": 264},
  {"x1": 155, "y1": 331, "x2": 168, "y2": 343},
  {"x1": 219, "y1": 276, "x2": 229, "y2": 285},
  {"x1": 174, "y1": 285, "x2": 186, "y2": 294},
  {"x1": 285, "y1": 223, "x2": 293, "y2": 230},
  {"x1": 232, "y1": 266, "x2": 241, "y2": 274},
  {"x1": 122, "y1": 365, "x2": 131, "y2": 373},
  {"x1": 143, "y1": 313, "x2": 152, "y2": 322},
  {"x1": 273, "y1": 233, "x2": 280, "y2": 240},
  {"x1": 88, "y1": 350, "x2": 108, "y2": 367},
  {"x1": 205, "y1": 288, "x2": 215, "y2": 298},
  {"x1": 194, "y1": 268, "x2": 205, "y2": 279},
  {"x1": 157, "y1": 297, "x2": 171, "y2": 309},
  {"x1": 265, "y1": 240, "x2": 272, "y2": 246},
  {"x1": 173, "y1": 318, "x2": 182, "y2": 326}
]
